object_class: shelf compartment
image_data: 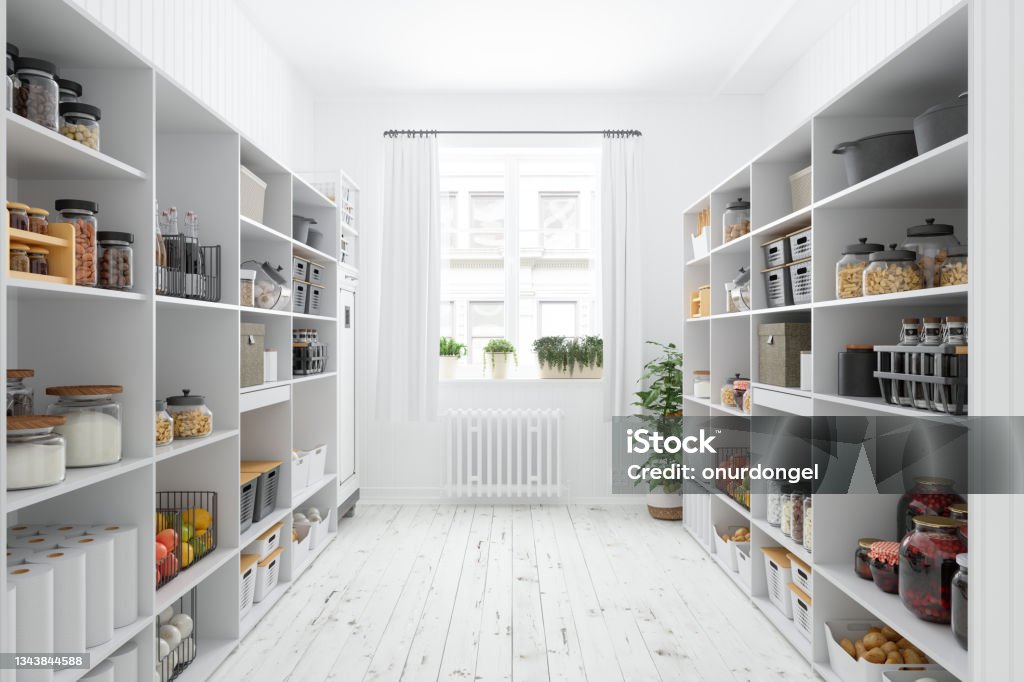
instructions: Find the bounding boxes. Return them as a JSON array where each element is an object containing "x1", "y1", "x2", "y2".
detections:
[
  {"x1": 156, "y1": 546, "x2": 237, "y2": 614},
  {"x1": 293, "y1": 472, "x2": 336, "y2": 508},
  {"x1": 7, "y1": 457, "x2": 152, "y2": 512},
  {"x1": 7, "y1": 277, "x2": 148, "y2": 301},
  {"x1": 241, "y1": 506, "x2": 290, "y2": 550},
  {"x1": 52, "y1": 616, "x2": 151, "y2": 682},
  {"x1": 292, "y1": 529, "x2": 336, "y2": 581},
  {"x1": 156, "y1": 429, "x2": 240, "y2": 463},
  {"x1": 815, "y1": 285, "x2": 967, "y2": 308},
  {"x1": 751, "y1": 595, "x2": 812, "y2": 661}
]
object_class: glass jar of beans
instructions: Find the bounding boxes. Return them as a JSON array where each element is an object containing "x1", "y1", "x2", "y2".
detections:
[
  {"x1": 97, "y1": 231, "x2": 133, "y2": 290},
  {"x1": 55, "y1": 199, "x2": 99, "y2": 286}
]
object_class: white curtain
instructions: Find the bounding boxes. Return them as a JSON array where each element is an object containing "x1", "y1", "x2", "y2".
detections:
[
  {"x1": 602, "y1": 134, "x2": 644, "y2": 418},
  {"x1": 375, "y1": 134, "x2": 441, "y2": 421}
]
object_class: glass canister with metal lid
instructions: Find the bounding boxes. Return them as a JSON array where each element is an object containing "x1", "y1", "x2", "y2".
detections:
[
  {"x1": 863, "y1": 244, "x2": 924, "y2": 295},
  {"x1": 836, "y1": 237, "x2": 883, "y2": 299},
  {"x1": 56, "y1": 77, "x2": 82, "y2": 103},
  {"x1": 55, "y1": 199, "x2": 99, "y2": 287},
  {"x1": 13, "y1": 56, "x2": 59, "y2": 130},
  {"x1": 899, "y1": 515, "x2": 966, "y2": 623},
  {"x1": 724, "y1": 266, "x2": 751, "y2": 312},
  {"x1": 165, "y1": 389, "x2": 213, "y2": 439},
  {"x1": 46, "y1": 385, "x2": 123, "y2": 467},
  {"x1": 722, "y1": 198, "x2": 750, "y2": 243},
  {"x1": 903, "y1": 218, "x2": 961, "y2": 288}
]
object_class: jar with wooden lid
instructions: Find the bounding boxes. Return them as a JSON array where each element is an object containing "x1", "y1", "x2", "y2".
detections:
[
  {"x1": 864, "y1": 244, "x2": 924, "y2": 295},
  {"x1": 9, "y1": 242, "x2": 29, "y2": 273},
  {"x1": 691, "y1": 370, "x2": 710, "y2": 399},
  {"x1": 921, "y1": 317, "x2": 943, "y2": 346},
  {"x1": 944, "y1": 316, "x2": 967, "y2": 345},
  {"x1": 899, "y1": 318, "x2": 922, "y2": 346},
  {"x1": 46, "y1": 385, "x2": 123, "y2": 467},
  {"x1": 27, "y1": 246, "x2": 48, "y2": 275},
  {"x1": 899, "y1": 515, "x2": 966, "y2": 623},
  {"x1": 6, "y1": 368, "x2": 35, "y2": 416},
  {"x1": 7, "y1": 415, "x2": 66, "y2": 490},
  {"x1": 7, "y1": 201, "x2": 29, "y2": 230},
  {"x1": 26, "y1": 207, "x2": 48, "y2": 234}
]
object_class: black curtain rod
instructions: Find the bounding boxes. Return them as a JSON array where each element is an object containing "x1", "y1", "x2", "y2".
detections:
[{"x1": 382, "y1": 129, "x2": 641, "y2": 138}]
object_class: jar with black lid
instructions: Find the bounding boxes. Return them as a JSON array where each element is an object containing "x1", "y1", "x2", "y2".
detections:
[
  {"x1": 97, "y1": 231, "x2": 133, "y2": 290},
  {"x1": 903, "y1": 218, "x2": 960, "y2": 288},
  {"x1": 55, "y1": 199, "x2": 99, "y2": 286},
  {"x1": 864, "y1": 244, "x2": 924, "y2": 295},
  {"x1": 722, "y1": 198, "x2": 751, "y2": 243},
  {"x1": 60, "y1": 102, "x2": 101, "y2": 151},
  {"x1": 56, "y1": 77, "x2": 82, "y2": 103},
  {"x1": 854, "y1": 537, "x2": 881, "y2": 580},
  {"x1": 13, "y1": 57, "x2": 59, "y2": 130},
  {"x1": 838, "y1": 345, "x2": 880, "y2": 397},
  {"x1": 836, "y1": 237, "x2": 883, "y2": 299}
]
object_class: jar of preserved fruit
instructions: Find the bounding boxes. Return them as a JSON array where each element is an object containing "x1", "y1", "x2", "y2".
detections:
[
  {"x1": 27, "y1": 246, "x2": 48, "y2": 275},
  {"x1": 7, "y1": 201, "x2": 30, "y2": 231},
  {"x1": 9, "y1": 242, "x2": 29, "y2": 273},
  {"x1": 802, "y1": 495, "x2": 813, "y2": 552},
  {"x1": 46, "y1": 385, "x2": 123, "y2": 467},
  {"x1": 898, "y1": 476, "x2": 964, "y2": 538},
  {"x1": 948, "y1": 502, "x2": 968, "y2": 522},
  {"x1": 951, "y1": 553, "x2": 968, "y2": 649},
  {"x1": 903, "y1": 218, "x2": 960, "y2": 288},
  {"x1": 864, "y1": 244, "x2": 924, "y2": 295},
  {"x1": 13, "y1": 57, "x2": 59, "y2": 130},
  {"x1": 27, "y1": 207, "x2": 48, "y2": 234},
  {"x1": 6, "y1": 369, "x2": 35, "y2": 416},
  {"x1": 900, "y1": 515, "x2": 966, "y2": 623},
  {"x1": 869, "y1": 541, "x2": 900, "y2": 593},
  {"x1": 939, "y1": 245, "x2": 968, "y2": 287},
  {"x1": 55, "y1": 199, "x2": 99, "y2": 286},
  {"x1": 854, "y1": 537, "x2": 881, "y2": 581},
  {"x1": 835, "y1": 237, "x2": 883, "y2": 299}
]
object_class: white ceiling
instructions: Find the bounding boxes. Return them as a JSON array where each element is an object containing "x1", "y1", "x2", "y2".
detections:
[{"x1": 239, "y1": 0, "x2": 856, "y2": 96}]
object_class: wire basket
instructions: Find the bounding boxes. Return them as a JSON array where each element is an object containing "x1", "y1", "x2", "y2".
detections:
[
  {"x1": 160, "y1": 586, "x2": 197, "y2": 681},
  {"x1": 159, "y1": 235, "x2": 221, "y2": 302},
  {"x1": 874, "y1": 344, "x2": 968, "y2": 415},
  {"x1": 293, "y1": 344, "x2": 328, "y2": 375},
  {"x1": 156, "y1": 491, "x2": 218, "y2": 590}
]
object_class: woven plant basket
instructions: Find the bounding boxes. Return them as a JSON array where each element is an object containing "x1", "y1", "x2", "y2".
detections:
[{"x1": 647, "y1": 505, "x2": 683, "y2": 521}]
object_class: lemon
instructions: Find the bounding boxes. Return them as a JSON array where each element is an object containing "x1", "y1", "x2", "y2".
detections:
[
  {"x1": 180, "y1": 542, "x2": 195, "y2": 568},
  {"x1": 182, "y1": 508, "x2": 212, "y2": 531}
]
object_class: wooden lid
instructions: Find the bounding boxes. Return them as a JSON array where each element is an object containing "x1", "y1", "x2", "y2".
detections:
[
  {"x1": 240, "y1": 460, "x2": 283, "y2": 473},
  {"x1": 845, "y1": 344, "x2": 874, "y2": 350},
  {"x1": 693, "y1": 370, "x2": 710, "y2": 376},
  {"x1": 760, "y1": 546, "x2": 791, "y2": 567},
  {"x1": 8, "y1": 415, "x2": 66, "y2": 430},
  {"x1": 46, "y1": 385, "x2": 123, "y2": 396},
  {"x1": 26, "y1": 207, "x2": 49, "y2": 216},
  {"x1": 7, "y1": 369, "x2": 34, "y2": 378},
  {"x1": 760, "y1": 263, "x2": 787, "y2": 273},
  {"x1": 786, "y1": 552, "x2": 811, "y2": 573},
  {"x1": 6, "y1": 201, "x2": 29, "y2": 211},
  {"x1": 257, "y1": 546, "x2": 284, "y2": 567},
  {"x1": 698, "y1": 284, "x2": 710, "y2": 290},
  {"x1": 955, "y1": 346, "x2": 968, "y2": 355},
  {"x1": 786, "y1": 581, "x2": 812, "y2": 605},
  {"x1": 761, "y1": 235, "x2": 787, "y2": 247},
  {"x1": 257, "y1": 522, "x2": 284, "y2": 542},
  {"x1": 240, "y1": 471, "x2": 260, "y2": 486},
  {"x1": 292, "y1": 342, "x2": 310, "y2": 348},
  {"x1": 240, "y1": 554, "x2": 259, "y2": 573},
  {"x1": 787, "y1": 257, "x2": 812, "y2": 266}
]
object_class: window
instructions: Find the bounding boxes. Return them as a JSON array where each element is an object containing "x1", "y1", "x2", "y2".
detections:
[{"x1": 439, "y1": 148, "x2": 601, "y2": 376}]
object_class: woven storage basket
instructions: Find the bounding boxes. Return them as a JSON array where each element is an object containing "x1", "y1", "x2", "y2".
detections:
[{"x1": 648, "y1": 505, "x2": 682, "y2": 521}]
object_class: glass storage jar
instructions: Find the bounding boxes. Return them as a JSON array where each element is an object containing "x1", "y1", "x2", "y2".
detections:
[
  {"x1": 789, "y1": 491, "x2": 805, "y2": 545},
  {"x1": 55, "y1": 199, "x2": 99, "y2": 286},
  {"x1": 59, "y1": 102, "x2": 101, "y2": 151},
  {"x1": 7, "y1": 369, "x2": 35, "y2": 416},
  {"x1": 166, "y1": 389, "x2": 213, "y2": 439},
  {"x1": 692, "y1": 370, "x2": 710, "y2": 399},
  {"x1": 939, "y1": 245, "x2": 968, "y2": 287},
  {"x1": 780, "y1": 491, "x2": 793, "y2": 537},
  {"x1": 7, "y1": 201, "x2": 30, "y2": 231},
  {"x1": 732, "y1": 378, "x2": 750, "y2": 412},
  {"x1": 864, "y1": 244, "x2": 924, "y2": 295},
  {"x1": 722, "y1": 198, "x2": 750, "y2": 243},
  {"x1": 13, "y1": 57, "x2": 59, "y2": 130},
  {"x1": 27, "y1": 207, "x2": 48, "y2": 234},
  {"x1": 155, "y1": 399, "x2": 174, "y2": 447},
  {"x1": 869, "y1": 541, "x2": 900, "y2": 593},
  {"x1": 720, "y1": 374, "x2": 742, "y2": 408},
  {"x1": 766, "y1": 480, "x2": 782, "y2": 526},
  {"x1": 899, "y1": 515, "x2": 967, "y2": 623},
  {"x1": 240, "y1": 268, "x2": 257, "y2": 308},
  {"x1": 46, "y1": 385, "x2": 123, "y2": 467},
  {"x1": 97, "y1": 231, "x2": 133, "y2": 290},
  {"x1": 899, "y1": 318, "x2": 922, "y2": 345},
  {"x1": 27, "y1": 246, "x2": 48, "y2": 275},
  {"x1": 836, "y1": 238, "x2": 883, "y2": 299},
  {"x1": 903, "y1": 218, "x2": 961, "y2": 288},
  {"x1": 5, "y1": 43, "x2": 16, "y2": 112},
  {"x1": 944, "y1": 316, "x2": 967, "y2": 345},
  {"x1": 6, "y1": 415, "x2": 67, "y2": 490},
  {"x1": 9, "y1": 242, "x2": 29, "y2": 273},
  {"x1": 56, "y1": 77, "x2": 82, "y2": 103},
  {"x1": 855, "y1": 537, "x2": 881, "y2": 580},
  {"x1": 921, "y1": 317, "x2": 943, "y2": 346},
  {"x1": 802, "y1": 495, "x2": 813, "y2": 551},
  {"x1": 952, "y1": 553, "x2": 967, "y2": 649},
  {"x1": 898, "y1": 476, "x2": 964, "y2": 538},
  {"x1": 948, "y1": 502, "x2": 968, "y2": 522}
]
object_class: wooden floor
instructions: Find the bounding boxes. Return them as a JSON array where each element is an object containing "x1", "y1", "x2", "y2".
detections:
[{"x1": 213, "y1": 505, "x2": 816, "y2": 682}]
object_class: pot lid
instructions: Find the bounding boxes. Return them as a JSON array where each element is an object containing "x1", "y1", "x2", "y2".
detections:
[
  {"x1": 869, "y1": 244, "x2": 916, "y2": 262},
  {"x1": 54, "y1": 199, "x2": 99, "y2": 214},
  {"x1": 732, "y1": 266, "x2": 750, "y2": 287},
  {"x1": 920, "y1": 92, "x2": 968, "y2": 117},
  {"x1": 166, "y1": 389, "x2": 206, "y2": 406},
  {"x1": 46, "y1": 385, "x2": 123, "y2": 396},
  {"x1": 725, "y1": 198, "x2": 750, "y2": 211},
  {"x1": 907, "y1": 217, "x2": 955, "y2": 237},
  {"x1": 7, "y1": 369, "x2": 34, "y2": 379},
  {"x1": 842, "y1": 237, "x2": 884, "y2": 255},
  {"x1": 947, "y1": 245, "x2": 967, "y2": 257},
  {"x1": 833, "y1": 130, "x2": 914, "y2": 153},
  {"x1": 15, "y1": 56, "x2": 57, "y2": 76},
  {"x1": 7, "y1": 415, "x2": 66, "y2": 431},
  {"x1": 97, "y1": 231, "x2": 133, "y2": 243},
  {"x1": 59, "y1": 101, "x2": 101, "y2": 120},
  {"x1": 56, "y1": 78, "x2": 83, "y2": 96}
]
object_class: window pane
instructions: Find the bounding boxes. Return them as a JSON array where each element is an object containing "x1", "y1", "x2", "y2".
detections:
[
  {"x1": 468, "y1": 301, "x2": 505, "y2": 361},
  {"x1": 440, "y1": 301, "x2": 455, "y2": 339},
  {"x1": 540, "y1": 193, "x2": 579, "y2": 249},
  {"x1": 539, "y1": 302, "x2": 577, "y2": 337},
  {"x1": 469, "y1": 193, "x2": 504, "y2": 250},
  {"x1": 440, "y1": 192, "x2": 458, "y2": 249}
]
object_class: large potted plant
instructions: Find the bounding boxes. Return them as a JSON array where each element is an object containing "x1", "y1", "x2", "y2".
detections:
[
  {"x1": 483, "y1": 339, "x2": 517, "y2": 379},
  {"x1": 633, "y1": 341, "x2": 684, "y2": 520},
  {"x1": 439, "y1": 337, "x2": 466, "y2": 380},
  {"x1": 533, "y1": 336, "x2": 603, "y2": 379}
]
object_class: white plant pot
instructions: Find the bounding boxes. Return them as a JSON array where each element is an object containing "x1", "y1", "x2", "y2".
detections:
[
  {"x1": 488, "y1": 353, "x2": 511, "y2": 379},
  {"x1": 439, "y1": 355, "x2": 460, "y2": 380},
  {"x1": 646, "y1": 489, "x2": 682, "y2": 520},
  {"x1": 538, "y1": 361, "x2": 603, "y2": 379}
]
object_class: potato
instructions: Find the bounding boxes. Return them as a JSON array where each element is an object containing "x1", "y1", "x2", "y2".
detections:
[
  {"x1": 881, "y1": 626, "x2": 901, "y2": 642},
  {"x1": 839, "y1": 639, "x2": 856, "y2": 659},
  {"x1": 885, "y1": 651, "x2": 904, "y2": 664},
  {"x1": 863, "y1": 647, "x2": 887, "y2": 664},
  {"x1": 881, "y1": 641, "x2": 898, "y2": 654},
  {"x1": 863, "y1": 632, "x2": 887, "y2": 650},
  {"x1": 867, "y1": 626, "x2": 882, "y2": 633},
  {"x1": 855, "y1": 641, "x2": 868, "y2": 660},
  {"x1": 902, "y1": 649, "x2": 924, "y2": 664}
]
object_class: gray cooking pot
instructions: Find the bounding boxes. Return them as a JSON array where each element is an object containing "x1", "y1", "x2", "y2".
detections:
[
  {"x1": 833, "y1": 130, "x2": 918, "y2": 186},
  {"x1": 914, "y1": 92, "x2": 967, "y2": 154}
]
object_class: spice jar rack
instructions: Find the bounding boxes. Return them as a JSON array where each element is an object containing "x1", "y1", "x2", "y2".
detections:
[{"x1": 5, "y1": 221, "x2": 75, "y2": 284}]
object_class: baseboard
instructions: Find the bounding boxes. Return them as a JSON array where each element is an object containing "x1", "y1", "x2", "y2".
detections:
[{"x1": 358, "y1": 487, "x2": 647, "y2": 506}]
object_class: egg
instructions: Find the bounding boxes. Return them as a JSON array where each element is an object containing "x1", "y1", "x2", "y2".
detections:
[
  {"x1": 158, "y1": 606, "x2": 174, "y2": 625},
  {"x1": 305, "y1": 507, "x2": 320, "y2": 518},
  {"x1": 293, "y1": 513, "x2": 308, "y2": 524},
  {"x1": 170, "y1": 613, "x2": 194, "y2": 639},
  {"x1": 158, "y1": 638, "x2": 170, "y2": 660},
  {"x1": 159, "y1": 624, "x2": 182, "y2": 650}
]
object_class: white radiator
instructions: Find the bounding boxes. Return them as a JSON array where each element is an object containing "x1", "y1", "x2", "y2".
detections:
[{"x1": 444, "y1": 408, "x2": 563, "y2": 498}]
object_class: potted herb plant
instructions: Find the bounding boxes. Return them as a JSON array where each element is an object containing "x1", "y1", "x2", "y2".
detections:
[
  {"x1": 633, "y1": 341, "x2": 684, "y2": 520},
  {"x1": 483, "y1": 339, "x2": 517, "y2": 379},
  {"x1": 439, "y1": 337, "x2": 466, "y2": 380},
  {"x1": 533, "y1": 336, "x2": 603, "y2": 379}
]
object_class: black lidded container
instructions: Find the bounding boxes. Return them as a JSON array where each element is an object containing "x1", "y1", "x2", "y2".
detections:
[{"x1": 838, "y1": 344, "x2": 881, "y2": 397}]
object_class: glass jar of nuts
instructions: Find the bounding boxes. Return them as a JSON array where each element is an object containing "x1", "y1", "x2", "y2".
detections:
[
  {"x1": 59, "y1": 102, "x2": 101, "y2": 151},
  {"x1": 13, "y1": 57, "x2": 59, "y2": 130},
  {"x1": 863, "y1": 244, "x2": 924, "y2": 296},
  {"x1": 720, "y1": 373, "x2": 743, "y2": 408},
  {"x1": 165, "y1": 389, "x2": 213, "y2": 439},
  {"x1": 155, "y1": 399, "x2": 174, "y2": 447},
  {"x1": 938, "y1": 246, "x2": 967, "y2": 287},
  {"x1": 903, "y1": 218, "x2": 960, "y2": 288},
  {"x1": 722, "y1": 198, "x2": 750, "y2": 244},
  {"x1": 836, "y1": 237, "x2": 883, "y2": 299}
]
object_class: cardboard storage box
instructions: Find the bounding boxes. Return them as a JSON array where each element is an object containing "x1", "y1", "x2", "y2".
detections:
[
  {"x1": 758, "y1": 322, "x2": 810, "y2": 387},
  {"x1": 240, "y1": 322, "x2": 266, "y2": 387}
]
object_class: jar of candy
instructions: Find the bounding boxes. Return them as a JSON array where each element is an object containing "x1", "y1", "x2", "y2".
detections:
[
  {"x1": 854, "y1": 537, "x2": 881, "y2": 580},
  {"x1": 899, "y1": 515, "x2": 967, "y2": 623},
  {"x1": 869, "y1": 541, "x2": 900, "y2": 593},
  {"x1": 897, "y1": 476, "x2": 964, "y2": 538},
  {"x1": 951, "y1": 553, "x2": 968, "y2": 649}
]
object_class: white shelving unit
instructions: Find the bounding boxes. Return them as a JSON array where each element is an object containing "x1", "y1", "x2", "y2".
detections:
[
  {"x1": 683, "y1": 4, "x2": 971, "y2": 681},
  {"x1": 1, "y1": 0, "x2": 360, "y2": 679}
]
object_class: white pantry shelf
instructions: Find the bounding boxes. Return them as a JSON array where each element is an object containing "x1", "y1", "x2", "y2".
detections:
[
  {"x1": 156, "y1": 546, "x2": 238, "y2": 614},
  {"x1": 240, "y1": 506, "x2": 290, "y2": 550},
  {"x1": 239, "y1": 582, "x2": 290, "y2": 639},
  {"x1": 7, "y1": 457, "x2": 153, "y2": 512},
  {"x1": 7, "y1": 277, "x2": 148, "y2": 302},
  {"x1": 156, "y1": 429, "x2": 240, "y2": 462},
  {"x1": 156, "y1": 295, "x2": 240, "y2": 311},
  {"x1": 752, "y1": 595, "x2": 812, "y2": 661},
  {"x1": 815, "y1": 285, "x2": 967, "y2": 308},
  {"x1": 293, "y1": 473, "x2": 337, "y2": 508},
  {"x1": 53, "y1": 617, "x2": 152, "y2": 682}
]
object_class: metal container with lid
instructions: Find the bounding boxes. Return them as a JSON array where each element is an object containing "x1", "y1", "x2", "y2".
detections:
[
  {"x1": 938, "y1": 245, "x2": 968, "y2": 287},
  {"x1": 55, "y1": 199, "x2": 99, "y2": 286},
  {"x1": 903, "y1": 218, "x2": 961, "y2": 288},
  {"x1": 7, "y1": 368, "x2": 35, "y2": 416},
  {"x1": 46, "y1": 385, "x2": 123, "y2": 467},
  {"x1": 56, "y1": 77, "x2": 82, "y2": 103},
  {"x1": 13, "y1": 56, "x2": 59, "y2": 130},
  {"x1": 165, "y1": 389, "x2": 213, "y2": 439},
  {"x1": 722, "y1": 198, "x2": 750, "y2": 244},
  {"x1": 838, "y1": 345, "x2": 879, "y2": 397},
  {"x1": 7, "y1": 415, "x2": 67, "y2": 490},
  {"x1": 836, "y1": 237, "x2": 883, "y2": 299},
  {"x1": 155, "y1": 399, "x2": 173, "y2": 446},
  {"x1": 863, "y1": 244, "x2": 923, "y2": 295},
  {"x1": 59, "y1": 101, "x2": 101, "y2": 151},
  {"x1": 97, "y1": 230, "x2": 133, "y2": 290}
]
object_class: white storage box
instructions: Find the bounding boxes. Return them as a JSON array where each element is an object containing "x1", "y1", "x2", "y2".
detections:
[
  {"x1": 308, "y1": 262, "x2": 325, "y2": 285},
  {"x1": 239, "y1": 554, "x2": 258, "y2": 618},
  {"x1": 761, "y1": 547, "x2": 793, "y2": 618},
  {"x1": 309, "y1": 507, "x2": 332, "y2": 550},
  {"x1": 692, "y1": 229, "x2": 710, "y2": 260},
  {"x1": 292, "y1": 453, "x2": 310, "y2": 493},
  {"x1": 762, "y1": 236, "x2": 789, "y2": 268},
  {"x1": 253, "y1": 547, "x2": 284, "y2": 603},
  {"x1": 789, "y1": 166, "x2": 812, "y2": 211},
  {"x1": 800, "y1": 351, "x2": 813, "y2": 391},
  {"x1": 293, "y1": 525, "x2": 312, "y2": 568},
  {"x1": 712, "y1": 524, "x2": 738, "y2": 572},
  {"x1": 264, "y1": 350, "x2": 278, "y2": 383},
  {"x1": 787, "y1": 582, "x2": 813, "y2": 641},
  {"x1": 787, "y1": 552, "x2": 813, "y2": 596},
  {"x1": 788, "y1": 226, "x2": 813, "y2": 260},
  {"x1": 292, "y1": 257, "x2": 309, "y2": 282},
  {"x1": 306, "y1": 444, "x2": 327, "y2": 483},
  {"x1": 292, "y1": 280, "x2": 309, "y2": 313},
  {"x1": 882, "y1": 671, "x2": 959, "y2": 682},
  {"x1": 250, "y1": 522, "x2": 283, "y2": 560},
  {"x1": 825, "y1": 621, "x2": 941, "y2": 682},
  {"x1": 240, "y1": 165, "x2": 267, "y2": 224},
  {"x1": 788, "y1": 258, "x2": 812, "y2": 305},
  {"x1": 735, "y1": 542, "x2": 752, "y2": 588}
]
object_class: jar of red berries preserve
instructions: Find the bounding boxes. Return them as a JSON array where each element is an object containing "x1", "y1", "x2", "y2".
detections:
[
  {"x1": 899, "y1": 515, "x2": 967, "y2": 623},
  {"x1": 897, "y1": 476, "x2": 964, "y2": 538},
  {"x1": 868, "y1": 541, "x2": 900, "y2": 594},
  {"x1": 854, "y1": 537, "x2": 881, "y2": 581}
]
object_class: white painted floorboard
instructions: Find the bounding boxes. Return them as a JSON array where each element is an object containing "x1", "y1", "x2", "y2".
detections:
[{"x1": 212, "y1": 505, "x2": 816, "y2": 682}]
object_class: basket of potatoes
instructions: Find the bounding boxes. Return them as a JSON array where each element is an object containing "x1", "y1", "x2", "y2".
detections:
[{"x1": 825, "y1": 621, "x2": 940, "y2": 682}]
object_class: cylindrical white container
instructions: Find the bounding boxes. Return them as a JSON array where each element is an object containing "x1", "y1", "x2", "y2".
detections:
[
  {"x1": 8, "y1": 564, "x2": 54, "y2": 682},
  {"x1": 27, "y1": 547, "x2": 87, "y2": 660},
  {"x1": 108, "y1": 640, "x2": 138, "y2": 681},
  {"x1": 80, "y1": 660, "x2": 114, "y2": 681},
  {"x1": 8, "y1": 533, "x2": 62, "y2": 551},
  {"x1": 47, "y1": 523, "x2": 91, "y2": 538},
  {"x1": 86, "y1": 525, "x2": 138, "y2": 627},
  {"x1": 59, "y1": 535, "x2": 114, "y2": 647}
]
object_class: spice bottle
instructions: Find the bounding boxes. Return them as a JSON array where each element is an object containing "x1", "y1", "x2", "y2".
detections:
[
  {"x1": 921, "y1": 317, "x2": 943, "y2": 346},
  {"x1": 9, "y1": 242, "x2": 30, "y2": 273},
  {"x1": 899, "y1": 318, "x2": 922, "y2": 346},
  {"x1": 27, "y1": 207, "x2": 48, "y2": 234},
  {"x1": 27, "y1": 246, "x2": 48, "y2": 275},
  {"x1": 7, "y1": 201, "x2": 29, "y2": 231}
]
